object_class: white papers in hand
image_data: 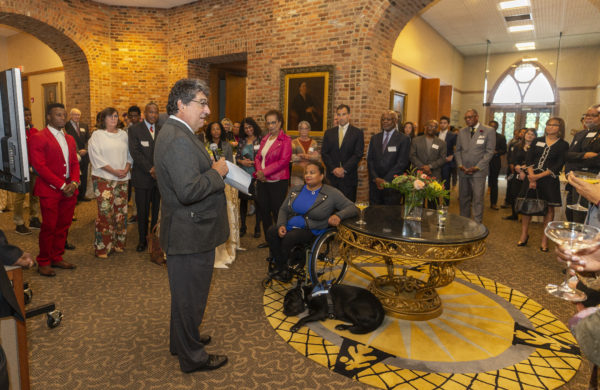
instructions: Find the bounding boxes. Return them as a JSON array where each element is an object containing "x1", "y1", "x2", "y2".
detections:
[{"x1": 224, "y1": 161, "x2": 252, "y2": 195}]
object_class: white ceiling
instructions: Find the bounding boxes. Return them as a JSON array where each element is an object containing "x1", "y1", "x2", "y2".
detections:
[
  {"x1": 420, "y1": 0, "x2": 600, "y2": 55},
  {"x1": 92, "y1": 0, "x2": 195, "y2": 8}
]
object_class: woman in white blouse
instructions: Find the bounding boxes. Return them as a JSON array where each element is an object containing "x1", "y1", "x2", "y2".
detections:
[{"x1": 88, "y1": 108, "x2": 133, "y2": 258}]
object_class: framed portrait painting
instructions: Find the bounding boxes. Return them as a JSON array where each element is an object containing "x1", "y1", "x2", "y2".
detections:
[
  {"x1": 42, "y1": 82, "x2": 63, "y2": 120},
  {"x1": 280, "y1": 66, "x2": 334, "y2": 136},
  {"x1": 390, "y1": 90, "x2": 407, "y2": 123}
]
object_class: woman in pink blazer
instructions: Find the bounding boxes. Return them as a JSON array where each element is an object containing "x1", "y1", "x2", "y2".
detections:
[{"x1": 254, "y1": 109, "x2": 292, "y2": 247}]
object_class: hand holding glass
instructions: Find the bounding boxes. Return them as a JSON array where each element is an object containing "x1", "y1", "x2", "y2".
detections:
[
  {"x1": 567, "y1": 171, "x2": 600, "y2": 212},
  {"x1": 544, "y1": 221, "x2": 600, "y2": 302}
]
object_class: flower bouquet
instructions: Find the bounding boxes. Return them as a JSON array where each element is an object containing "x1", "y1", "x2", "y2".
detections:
[{"x1": 383, "y1": 169, "x2": 450, "y2": 221}]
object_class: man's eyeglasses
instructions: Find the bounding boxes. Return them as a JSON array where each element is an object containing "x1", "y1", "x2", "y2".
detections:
[
  {"x1": 190, "y1": 99, "x2": 208, "y2": 107},
  {"x1": 266, "y1": 121, "x2": 278, "y2": 126},
  {"x1": 583, "y1": 113, "x2": 600, "y2": 118}
]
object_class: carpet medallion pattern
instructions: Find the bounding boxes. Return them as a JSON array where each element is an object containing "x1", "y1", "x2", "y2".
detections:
[{"x1": 263, "y1": 264, "x2": 581, "y2": 389}]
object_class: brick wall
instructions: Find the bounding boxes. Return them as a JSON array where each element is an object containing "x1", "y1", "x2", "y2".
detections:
[{"x1": 0, "y1": 0, "x2": 434, "y2": 198}]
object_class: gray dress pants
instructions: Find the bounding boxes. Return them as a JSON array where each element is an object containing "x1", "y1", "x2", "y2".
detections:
[{"x1": 458, "y1": 174, "x2": 486, "y2": 223}]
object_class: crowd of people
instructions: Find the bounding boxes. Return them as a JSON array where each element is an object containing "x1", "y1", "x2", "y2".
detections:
[{"x1": 5, "y1": 76, "x2": 600, "y2": 372}]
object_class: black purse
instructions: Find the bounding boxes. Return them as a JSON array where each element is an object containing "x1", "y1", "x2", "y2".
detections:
[{"x1": 515, "y1": 187, "x2": 547, "y2": 216}]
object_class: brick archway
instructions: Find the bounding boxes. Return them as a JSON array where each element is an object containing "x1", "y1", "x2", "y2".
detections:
[{"x1": 0, "y1": 12, "x2": 93, "y2": 125}]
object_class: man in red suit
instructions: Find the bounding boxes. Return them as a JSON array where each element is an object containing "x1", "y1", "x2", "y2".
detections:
[{"x1": 28, "y1": 103, "x2": 79, "y2": 277}]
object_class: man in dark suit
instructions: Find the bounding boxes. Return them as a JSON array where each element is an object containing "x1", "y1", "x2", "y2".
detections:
[
  {"x1": 455, "y1": 109, "x2": 496, "y2": 223},
  {"x1": 438, "y1": 116, "x2": 456, "y2": 205},
  {"x1": 155, "y1": 79, "x2": 229, "y2": 373},
  {"x1": 487, "y1": 120, "x2": 507, "y2": 210},
  {"x1": 366, "y1": 111, "x2": 410, "y2": 205},
  {"x1": 129, "y1": 102, "x2": 161, "y2": 252},
  {"x1": 565, "y1": 104, "x2": 600, "y2": 222},
  {"x1": 64, "y1": 108, "x2": 90, "y2": 202},
  {"x1": 321, "y1": 104, "x2": 364, "y2": 202},
  {"x1": 28, "y1": 103, "x2": 79, "y2": 277}
]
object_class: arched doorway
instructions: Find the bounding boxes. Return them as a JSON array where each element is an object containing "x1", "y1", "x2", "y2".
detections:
[{"x1": 0, "y1": 13, "x2": 91, "y2": 124}]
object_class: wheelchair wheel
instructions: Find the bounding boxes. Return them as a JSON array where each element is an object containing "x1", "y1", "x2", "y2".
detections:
[{"x1": 309, "y1": 229, "x2": 347, "y2": 287}]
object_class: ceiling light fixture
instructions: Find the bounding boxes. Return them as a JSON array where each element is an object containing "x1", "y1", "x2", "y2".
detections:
[
  {"x1": 499, "y1": 0, "x2": 531, "y2": 10},
  {"x1": 522, "y1": 57, "x2": 538, "y2": 62},
  {"x1": 508, "y1": 24, "x2": 534, "y2": 33},
  {"x1": 515, "y1": 41, "x2": 535, "y2": 50}
]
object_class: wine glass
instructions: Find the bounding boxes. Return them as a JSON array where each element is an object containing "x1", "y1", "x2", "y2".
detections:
[
  {"x1": 567, "y1": 171, "x2": 600, "y2": 212},
  {"x1": 355, "y1": 201, "x2": 369, "y2": 225},
  {"x1": 544, "y1": 221, "x2": 600, "y2": 302}
]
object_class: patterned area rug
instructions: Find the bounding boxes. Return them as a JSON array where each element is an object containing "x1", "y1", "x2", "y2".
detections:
[{"x1": 263, "y1": 264, "x2": 581, "y2": 389}]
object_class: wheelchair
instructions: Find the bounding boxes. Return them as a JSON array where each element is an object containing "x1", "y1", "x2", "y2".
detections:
[{"x1": 262, "y1": 227, "x2": 348, "y2": 289}]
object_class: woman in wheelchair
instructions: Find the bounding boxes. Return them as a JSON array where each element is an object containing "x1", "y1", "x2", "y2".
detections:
[{"x1": 266, "y1": 162, "x2": 358, "y2": 282}]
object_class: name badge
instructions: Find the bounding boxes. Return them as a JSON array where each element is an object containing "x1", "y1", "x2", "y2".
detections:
[
  {"x1": 586, "y1": 132, "x2": 597, "y2": 138},
  {"x1": 432, "y1": 144, "x2": 439, "y2": 150},
  {"x1": 141, "y1": 141, "x2": 150, "y2": 147},
  {"x1": 478, "y1": 135, "x2": 485, "y2": 139},
  {"x1": 536, "y1": 141, "x2": 546, "y2": 147},
  {"x1": 388, "y1": 146, "x2": 397, "y2": 152},
  {"x1": 253, "y1": 145, "x2": 260, "y2": 151},
  {"x1": 308, "y1": 147, "x2": 314, "y2": 152},
  {"x1": 80, "y1": 128, "x2": 86, "y2": 132},
  {"x1": 476, "y1": 139, "x2": 484, "y2": 145}
]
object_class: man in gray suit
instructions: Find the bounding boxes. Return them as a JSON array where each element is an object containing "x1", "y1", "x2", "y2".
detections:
[
  {"x1": 455, "y1": 109, "x2": 496, "y2": 223},
  {"x1": 154, "y1": 79, "x2": 229, "y2": 373}
]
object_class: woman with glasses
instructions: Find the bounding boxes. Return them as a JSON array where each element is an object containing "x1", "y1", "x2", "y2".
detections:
[
  {"x1": 290, "y1": 120, "x2": 321, "y2": 187},
  {"x1": 517, "y1": 117, "x2": 569, "y2": 251},
  {"x1": 88, "y1": 108, "x2": 133, "y2": 258},
  {"x1": 254, "y1": 109, "x2": 292, "y2": 248}
]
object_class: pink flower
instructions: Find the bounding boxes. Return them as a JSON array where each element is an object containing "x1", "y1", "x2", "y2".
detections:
[
  {"x1": 414, "y1": 179, "x2": 425, "y2": 190},
  {"x1": 420, "y1": 174, "x2": 428, "y2": 180}
]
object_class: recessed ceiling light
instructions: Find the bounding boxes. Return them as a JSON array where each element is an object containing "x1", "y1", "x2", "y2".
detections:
[
  {"x1": 515, "y1": 41, "x2": 535, "y2": 50},
  {"x1": 522, "y1": 57, "x2": 538, "y2": 62},
  {"x1": 508, "y1": 24, "x2": 534, "y2": 33},
  {"x1": 499, "y1": 0, "x2": 531, "y2": 10}
]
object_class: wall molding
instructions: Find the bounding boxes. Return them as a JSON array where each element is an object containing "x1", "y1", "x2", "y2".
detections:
[{"x1": 21, "y1": 67, "x2": 64, "y2": 79}]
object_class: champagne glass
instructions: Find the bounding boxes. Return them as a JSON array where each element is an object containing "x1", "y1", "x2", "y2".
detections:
[
  {"x1": 355, "y1": 201, "x2": 369, "y2": 225},
  {"x1": 567, "y1": 171, "x2": 600, "y2": 212},
  {"x1": 544, "y1": 221, "x2": 600, "y2": 302}
]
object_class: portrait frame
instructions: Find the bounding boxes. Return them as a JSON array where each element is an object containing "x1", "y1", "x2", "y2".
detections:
[
  {"x1": 42, "y1": 82, "x2": 63, "y2": 120},
  {"x1": 390, "y1": 90, "x2": 407, "y2": 123},
  {"x1": 280, "y1": 65, "x2": 334, "y2": 136}
]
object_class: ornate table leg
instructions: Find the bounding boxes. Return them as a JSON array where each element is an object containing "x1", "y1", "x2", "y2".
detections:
[{"x1": 428, "y1": 261, "x2": 457, "y2": 288}]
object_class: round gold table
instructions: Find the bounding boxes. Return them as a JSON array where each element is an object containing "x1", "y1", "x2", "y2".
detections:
[{"x1": 337, "y1": 206, "x2": 488, "y2": 321}]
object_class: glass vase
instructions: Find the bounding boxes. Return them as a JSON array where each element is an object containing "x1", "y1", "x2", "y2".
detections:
[{"x1": 403, "y1": 193, "x2": 423, "y2": 221}]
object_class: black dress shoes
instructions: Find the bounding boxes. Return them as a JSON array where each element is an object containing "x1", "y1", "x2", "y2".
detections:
[
  {"x1": 183, "y1": 354, "x2": 228, "y2": 373},
  {"x1": 253, "y1": 230, "x2": 261, "y2": 238},
  {"x1": 503, "y1": 215, "x2": 518, "y2": 220},
  {"x1": 136, "y1": 242, "x2": 147, "y2": 252},
  {"x1": 65, "y1": 241, "x2": 76, "y2": 250},
  {"x1": 257, "y1": 242, "x2": 269, "y2": 248}
]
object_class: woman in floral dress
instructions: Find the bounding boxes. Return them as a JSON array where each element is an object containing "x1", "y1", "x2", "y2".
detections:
[{"x1": 88, "y1": 107, "x2": 133, "y2": 258}]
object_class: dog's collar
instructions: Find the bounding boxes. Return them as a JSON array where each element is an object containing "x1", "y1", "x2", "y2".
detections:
[
  {"x1": 310, "y1": 284, "x2": 335, "y2": 319},
  {"x1": 310, "y1": 283, "x2": 329, "y2": 298}
]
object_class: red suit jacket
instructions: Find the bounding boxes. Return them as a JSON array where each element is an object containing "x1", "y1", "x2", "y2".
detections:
[{"x1": 28, "y1": 128, "x2": 80, "y2": 199}]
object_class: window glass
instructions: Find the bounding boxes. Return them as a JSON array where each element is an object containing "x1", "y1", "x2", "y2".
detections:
[
  {"x1": 514, "y1": 63, "x2": 536, "y2": 82},
  {"x1": 523, "y1": 74, "x2": 555, "y2": 103},
  {"x1": 493, "y1": 76, "x2": 521, "y2": 104}
]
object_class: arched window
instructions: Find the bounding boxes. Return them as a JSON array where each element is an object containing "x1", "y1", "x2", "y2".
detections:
[
  {"x1": 492, "y1": 62, "x2": 555, "y2": 104},
  {"x1": 489, "y1": 61, "x2": 557, "y2": 140}
]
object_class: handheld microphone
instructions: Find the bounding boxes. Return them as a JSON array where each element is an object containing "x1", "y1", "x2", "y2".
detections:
[{"x1": 209, "y1": 143, "x2": 219, "y2": 161}]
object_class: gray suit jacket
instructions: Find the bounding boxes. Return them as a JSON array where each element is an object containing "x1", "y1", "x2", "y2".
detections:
[
  {"x1": 409, "y1": 135, "x2": 447, "y2": 180},
  {"x1": 154, "y1": 117, "x2": 229, "y2": 255},
  {"x1": 277, "y1": 184, "x2": 358, "y2": 231},
  {"x1": 455, "y1": 124, "x2": 496, "y2": 177}
]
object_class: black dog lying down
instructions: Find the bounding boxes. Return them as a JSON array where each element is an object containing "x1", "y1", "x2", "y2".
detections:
[{"x1": 283, "y1": 283, "x2": 385, "y2": 334}]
